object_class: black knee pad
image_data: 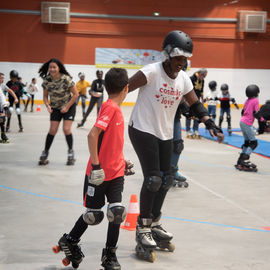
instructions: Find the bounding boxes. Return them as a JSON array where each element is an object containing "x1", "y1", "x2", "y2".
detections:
[
  {"x1": 219, "y1": 116, "x2": 224, "y2": 122},
  {"x1": 107, "y1": 203, "x2": 126, "y2": 224},
  {"x1": 242, "y1": 140, "x2": 249, "y2": 149},
  {"x1": 249, "y1": 140, "x2": 258, "y2": 150},
  {"x1": 161, "y1": 175, "x2": 174, "y2": 191},
  {"x1": 0, "y1": 115, "x2": 5, "y2": 124},
  {"x1": 83, "y1": 209, "x2": 104, "y2": 225},
  {"x1": 144, "y1": 176, "x2": 162, "y2": 192},
  {"x1": 173, "y1": 139, "x2": 184, "y2": 155}
]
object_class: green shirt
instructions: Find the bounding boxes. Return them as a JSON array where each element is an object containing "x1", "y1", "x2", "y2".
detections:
[{"x1": 42, "y1": 74, "x2": 75, "y2": 109}]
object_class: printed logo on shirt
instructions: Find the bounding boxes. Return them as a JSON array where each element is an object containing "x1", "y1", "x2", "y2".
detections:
[
  {"x1": 68, "y1": 116, "x2": 73, "y2": 120},
  {"x1": 101, "y1": 115, "x2": 109, "y2": 121},
  {"x1": 116, "y1": 121, "x2": 122, "y2": 126},
  {"x1": 155, "y1": 83, "x2": 182, "y2": 109},
  {"x1": 97, "y1": 120, "x2": 108, "y2": 128}
]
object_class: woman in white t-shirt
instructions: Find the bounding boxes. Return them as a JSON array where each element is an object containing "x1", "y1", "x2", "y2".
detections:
[{"x1": 128, "y1": 30, "x2": 224, "y2": 261}]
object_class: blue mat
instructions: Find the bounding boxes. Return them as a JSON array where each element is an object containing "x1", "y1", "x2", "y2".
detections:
[{"x1": 183, "y1": 127, "x2": 270, "y2": 158}]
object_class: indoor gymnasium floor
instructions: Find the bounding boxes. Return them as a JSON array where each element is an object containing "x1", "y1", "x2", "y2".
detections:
[{"x1": 0, "y1": 105, "x2": 270, "y2": 270}]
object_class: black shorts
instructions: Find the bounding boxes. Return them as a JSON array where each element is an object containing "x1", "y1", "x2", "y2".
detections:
[
  {"x1": 83, "y1": 174, "x2": 124, "y2": 209},
  {"x1": 50, "y1": 103, "x2": 76, "y2": 122}
]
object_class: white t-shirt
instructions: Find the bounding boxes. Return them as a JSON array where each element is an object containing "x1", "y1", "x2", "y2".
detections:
[
  {"x1": 206, "y1": 90, "x2": 218, "y2": 106},
  {"x1": 0, "y1": 83, "x2": 9, "y2": 110},
  {"x1": 27, "y1": 83, "x2": 39, "y2": 95},
  {"x1": 129, "y1": 62, "x2": 193, "y2": 140}
]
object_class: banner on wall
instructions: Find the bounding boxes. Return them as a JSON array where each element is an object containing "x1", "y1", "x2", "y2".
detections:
[{"x1": 95, "y1": 48, "x2": 164, "y2": 69}]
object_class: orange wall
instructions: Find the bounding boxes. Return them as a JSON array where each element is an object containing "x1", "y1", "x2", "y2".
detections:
[{"x1": 0, "y1": 0, "x2": 270, "y2": 68}]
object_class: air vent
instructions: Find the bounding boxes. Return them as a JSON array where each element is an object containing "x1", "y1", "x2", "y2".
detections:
[
  {"x1": 237, "y1": 10, "x2": 267, "y2": 33},
  {"x1": 41, "y1": 2, "x2": 70, "y2": 24}
]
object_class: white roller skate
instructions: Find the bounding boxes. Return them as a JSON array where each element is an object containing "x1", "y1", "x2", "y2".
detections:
[
  {"x1": 151, "y1": 215, "x2": 175, "y2": 252},
  {"x1": 193, "y1": 130, "x2": 201, "y2": 139},
  {"x1": 135, "y1": 217, "x2": 156, "y2": 262},
  {"x1": 186, "y1": 130, "x2": 194, "y2": 139}
]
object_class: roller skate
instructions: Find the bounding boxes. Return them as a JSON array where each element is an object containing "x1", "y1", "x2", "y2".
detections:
[
  {"x1": 101, "y1": 246, "x2": 121, "y2": 270},
  {"x1": 173, "y1": 171, "x2": 188, "y2": 188},
  {"x1": 39, "y1": 150, "x2": 49, "y2": 165},
  {"x1": 0, "y1": 133, "x2": 9, "y2": 143},
  {"x1": 171, "y1": 166, "x2": 188, "y2": 188},
  {"x1": 151, "y1": 215, "x2": 175, "y2": 252},
  {"x1": 193, "y1": 130, "x2": 201, "y2": 139},
  {"x1": 19, "y1": 125, "x2": 24, "y2": 133},
  {"x1": 67, "y1": 149, "x2": 76, "y2": 165},
  {"x1": 186, "y1": 130, "x2": 194, "y2": 139},
  {"x1": 77, "y1": 122, "x2": 84, "y2": 128},
  {"x1": 52, "y1": 233, "x2": 84, "y2": 269},
  {"x1": 227, "y1": 126, "x2": 232, "y2": 136},
  {"x1": 135, "y1": 217, "x2": 156, "y2": 262},
  {"x1": 6, "y1": 125, "x2": 10, "y2": 133},
  {"x1": 235, "y1": 153, "x2": 257, "y2": 172}
]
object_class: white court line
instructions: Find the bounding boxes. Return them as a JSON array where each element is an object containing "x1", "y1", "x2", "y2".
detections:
[{"x1": 188, "y1": 175, "x2": 270, "y2": 225}]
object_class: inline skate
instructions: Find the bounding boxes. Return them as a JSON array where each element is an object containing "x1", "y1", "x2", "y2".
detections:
[
  {"x1": 235, "y1": 153, "x2": 257, "y2": 172},
  {"x1": 135, "y1": 217, "x2": 156, "y2": 262},
  {"x1": 101, "y1": 246, "x2": 121, "y2": 270},
  {"x1": 67, "y1": 149, "x2": 76, "y2": 165},
  {"x1": 38, "y1": 150, "x2": 49, "y2": 165},
  {"x1": 151, "y1": 215, "x2": 175, "y2": 252},
  {"x1": 52, "y1": 233, "x2": 84, "y2": 269}
]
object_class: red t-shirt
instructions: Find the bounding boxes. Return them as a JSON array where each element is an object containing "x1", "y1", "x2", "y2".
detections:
[{"x1": 85, "y1": 99, "x2": 125, "y2": 181}]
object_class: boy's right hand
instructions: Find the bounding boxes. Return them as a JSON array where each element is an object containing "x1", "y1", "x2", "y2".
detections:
[{"x1": 88, "y1": 164, "x2": 105, "y2": 186}]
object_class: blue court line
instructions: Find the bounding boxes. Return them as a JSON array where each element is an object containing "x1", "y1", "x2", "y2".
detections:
[
  {"x1": 1, "y1": 184, "x2": 269, "y2": 233},
  {"x1": 0, "y1": 184, "x2": 81, "y2": 206}
]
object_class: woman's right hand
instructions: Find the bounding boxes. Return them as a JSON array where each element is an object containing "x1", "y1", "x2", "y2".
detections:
[{"x1": 46, "y1": 105, "x2": 52, "y2": 113}]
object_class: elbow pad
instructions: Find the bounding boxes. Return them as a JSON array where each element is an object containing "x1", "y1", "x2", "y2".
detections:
[{"x1": 190, "y1": 101, "x2": 208, "y2": 120}]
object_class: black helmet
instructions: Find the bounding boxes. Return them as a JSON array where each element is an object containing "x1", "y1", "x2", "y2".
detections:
[
  {"x1": 208, "y1": 81, "x2": 217, "y2": 90},
  {"x1": 221, "y1": 84, "x2": 229, "y2": 91},
  {"x1": 162, "y1": 30, "x2": 193, "y2": 58},
  {"x1": 10, "y1": 70, "x2": 19, "y2": 78},
  {"x1": 246, "y1": 84, "x2": 260, "y2": 98}
]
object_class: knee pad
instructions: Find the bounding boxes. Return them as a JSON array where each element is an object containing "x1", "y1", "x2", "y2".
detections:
[
  {"x1": 9, "y1": 107, "x2": 14, "y2": 115},
  {"x1": 107, "y1": 203, "x2": 127, "y2": 224},
  {"x1": 173, "y1": 139, "x2": 184, "y2": 155},
  {"x1": 83, "y1": 209, "x2": 104, "y2": 225},
  {"x1": 226, "y1": 115, "x2": 231, "y2": 121},
  {"x1": 249, "y1": 140, "x2": 258, "y2": 150},
  {"x1": 161, "y1": 175, "x2": 174, "y2": 190},
  {"x1": 144, "y1": 176, "x2": 162, "y2": 192},
  {"x1": 0, "y1": 115, "x2": 5, "y2": 124},
  {"x1": 219, "y1": 116, "x2": 223, "y2": 122},
  {"x1": 242, "y1": 140, "x2": 249, "y2": 149},
  {"x1": 16, "y1": 108, "x2": 21, "y2": 115}
]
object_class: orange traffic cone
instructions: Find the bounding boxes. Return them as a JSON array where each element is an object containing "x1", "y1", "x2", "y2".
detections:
[
  {"x1": 36, "y1": 104, "x2": 41, "y2": 112},
  {"x1": 121, "y1": 194, "x2": 139, "y2": 231}
]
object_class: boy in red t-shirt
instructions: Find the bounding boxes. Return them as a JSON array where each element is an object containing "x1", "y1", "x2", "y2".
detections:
[{"x1": 53, "y1": 68, "x2": 131, "y2": 270}]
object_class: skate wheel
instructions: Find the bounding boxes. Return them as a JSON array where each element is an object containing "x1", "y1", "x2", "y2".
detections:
[
  {"x1": 148, "y1": 251, "x2": 156, "y2": 262},
  {"x1": 184, "y1": 182, "x2": 189, "y2": 188},
  {"x1": 52, "y1": 245, "x2": 60, "y2": 253},
  {"x1": 168, "y1": 243, "x2": 175, "y2": 252},
  {"x1": 177, "y1": 182, "x2": 183, "y2": 188},
  {"x1": 62, "y1": 257, "x2": 70, "y2": 266}
]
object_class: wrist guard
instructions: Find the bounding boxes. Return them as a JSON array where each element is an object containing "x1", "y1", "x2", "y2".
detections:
[
  {"x1": 92, "y1": 163, "x2": 101, "y2": 170},
  {"x1": 204, "y1": 119, "x2": 223, "y2": 135},
  {"x1": 190, "y1": 101, "x2": 208, "y2": 120}
]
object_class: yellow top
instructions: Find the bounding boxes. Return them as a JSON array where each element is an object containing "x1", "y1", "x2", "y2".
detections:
[{"x1": 76, "y1": 80, "x2": 91, "y2": 95}]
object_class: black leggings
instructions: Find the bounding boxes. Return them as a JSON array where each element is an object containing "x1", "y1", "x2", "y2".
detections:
[
  {"x1": 81, "y1": 96, "x2": 103, "y2": 124},
  {"x1": 128, "y1": 126, "x2": 173, "y2": 219}
]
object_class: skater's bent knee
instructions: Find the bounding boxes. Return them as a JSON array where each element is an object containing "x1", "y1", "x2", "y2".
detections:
[
  {"x1": 107, "y1": 203, "x2": 126, "y2": 224},
  {"x1": 143, "y1": 176, "x2": 162, "y2": 192},
  {"x1": 83, "y1": 209, "x2": 104, "y2": 225},
  {"x1": 161, "y1": 175, "x2": 174, "y2": 190},
  {"x1": 249, "y1": 140, "x2": 258, "y2": 150}
]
